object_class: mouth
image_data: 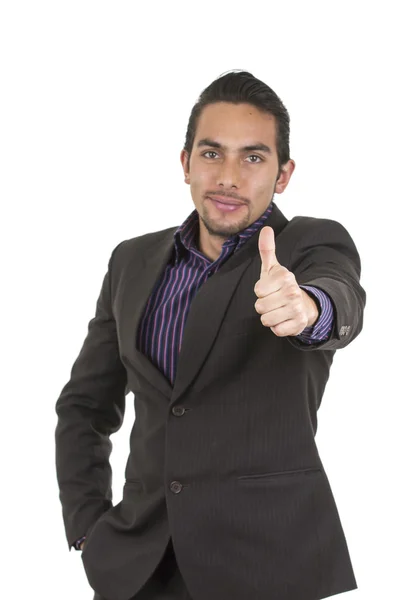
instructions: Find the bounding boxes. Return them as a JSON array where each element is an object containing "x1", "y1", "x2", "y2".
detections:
[
  {"x1": 207, "y1": 196, "x2": 246, "y2": 213},
  {"x1": 207, "y1": 195, "x2": 245, "y2": 206}
]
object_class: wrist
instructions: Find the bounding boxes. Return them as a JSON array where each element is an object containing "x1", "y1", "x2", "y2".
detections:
[{"x1": 302, "y1": 290, "x2": 320, "y2": 327}]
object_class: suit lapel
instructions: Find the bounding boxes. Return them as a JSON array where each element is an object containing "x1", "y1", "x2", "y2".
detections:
[{"x1": 119, "y1": 202, "x2": 289, "y2": 403}]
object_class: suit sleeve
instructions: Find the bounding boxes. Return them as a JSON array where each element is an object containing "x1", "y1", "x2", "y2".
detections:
[
  {"x1": 55, "y1": 242, "x2": 127, "y2": 551},
  {"x1": 286, "y1": 219, "x2": 366, "y2": 351}
]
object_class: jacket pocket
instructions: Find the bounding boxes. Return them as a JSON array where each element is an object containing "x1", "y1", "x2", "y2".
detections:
[
  {"x1": 237, "y1": 466, "x2": 322, "y2": 482},
  {"x1": 124, "y1": 478, "x2": 142, "y2": 487}
]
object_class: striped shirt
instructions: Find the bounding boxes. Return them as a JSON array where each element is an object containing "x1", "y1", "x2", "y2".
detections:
[{"x1": 73, "y1": 200, "x2": 333, "y2": 550}]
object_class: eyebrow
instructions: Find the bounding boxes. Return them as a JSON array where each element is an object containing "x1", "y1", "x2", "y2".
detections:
[{"x1": 196, "y1": 137, "x2": 272, "y2": 155}]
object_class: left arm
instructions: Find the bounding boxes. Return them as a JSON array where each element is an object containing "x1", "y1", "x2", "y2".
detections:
[{"x1": 287, "y1": 219, "x2": 366, "y2": 351}]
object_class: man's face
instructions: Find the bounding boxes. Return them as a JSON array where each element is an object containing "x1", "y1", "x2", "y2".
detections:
[{"x1": 181, "y1": 102, "x2": 295, "y2": 241}]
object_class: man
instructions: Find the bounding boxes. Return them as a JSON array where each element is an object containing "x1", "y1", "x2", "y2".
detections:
[{"x1": 55, "y1": 70, "x2": 366, "y2": 600}]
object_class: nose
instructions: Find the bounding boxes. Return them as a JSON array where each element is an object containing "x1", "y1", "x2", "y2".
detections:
[{"x1": 217, "y1": 158, "x2": 241, "y2": 189}]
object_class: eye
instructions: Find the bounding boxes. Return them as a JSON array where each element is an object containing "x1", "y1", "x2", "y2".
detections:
[{"x1": 202, "y1": 151, "x2": 263, "y2": 163}]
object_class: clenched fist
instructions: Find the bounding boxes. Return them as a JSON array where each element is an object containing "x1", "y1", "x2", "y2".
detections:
[{"x1": 253, "y1": 226, "x2": 319, "y2": 337}]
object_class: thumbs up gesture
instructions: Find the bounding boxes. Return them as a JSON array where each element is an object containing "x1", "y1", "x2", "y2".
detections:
[{"x1": 253, "y1": 226, "x2": 319, "y2": 337}]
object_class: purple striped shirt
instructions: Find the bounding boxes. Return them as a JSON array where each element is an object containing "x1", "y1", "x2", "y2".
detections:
[{"x1": 72, "y1": 200, "x2": 334, "y2": 550}]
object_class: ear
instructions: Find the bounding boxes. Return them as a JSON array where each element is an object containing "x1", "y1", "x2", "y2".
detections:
[
  {"x1": 180, "y1": 149, "x2": 190, "y2": 182},
  {"x1": 274, "y1": 159, "x2": 296, "y2": 194}
]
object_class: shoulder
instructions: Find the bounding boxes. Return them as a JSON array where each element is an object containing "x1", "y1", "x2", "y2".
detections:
[
  {"x1": 282, "y1": 214, "x2": 359, "y2": 253},
  {"x1": 286, "y1": 214, "x2": 351, "y2": 238},
  {"x1": 107, "y1": 225, "x2": 178, "y2": 277}
]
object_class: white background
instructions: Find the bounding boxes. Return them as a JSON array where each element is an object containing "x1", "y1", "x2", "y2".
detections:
[{"x1": 1, "y1": 1, "x2": 394, "y2": 599}]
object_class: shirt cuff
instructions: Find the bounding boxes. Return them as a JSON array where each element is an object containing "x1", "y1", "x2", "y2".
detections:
[
  {"x1": 297, "y1": 285, "x2": 334, "y2": 343},
  {"x1": 74, "y1": 535, "x2": 86, "y2": 550}
]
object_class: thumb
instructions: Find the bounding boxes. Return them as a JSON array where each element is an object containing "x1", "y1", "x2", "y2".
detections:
[{"x1": 259, "y1": 226, "x2": 279, "y2": 277}]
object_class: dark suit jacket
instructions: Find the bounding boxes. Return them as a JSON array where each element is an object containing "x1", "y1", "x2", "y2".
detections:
[{"x1": 55, "y1": 202, "x2": 366, "y2": 600}]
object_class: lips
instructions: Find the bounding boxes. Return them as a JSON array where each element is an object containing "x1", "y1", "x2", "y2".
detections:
[{"x1": 207, "y1": 195, "x2": 245, "y2": 206}]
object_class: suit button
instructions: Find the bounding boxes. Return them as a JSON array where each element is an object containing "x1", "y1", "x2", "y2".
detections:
[
  {"x1": 170, "y1": 481, "x2": 183, "y2": 493},
  {"x1": 172, "y1": 406, "x2": 185, "y2": 416}
]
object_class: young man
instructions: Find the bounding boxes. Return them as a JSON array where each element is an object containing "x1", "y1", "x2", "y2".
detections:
[{"x1": 55, "y1": 69, "x2": 365, "y2": 600}]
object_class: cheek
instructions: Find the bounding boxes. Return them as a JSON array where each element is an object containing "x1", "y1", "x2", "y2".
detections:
[
  {"x1": 254, "y1": 177, "x2": 278, "y2": 201},
  {"x1": 251, "y1": 175, "x2": 274, "y2": 192},
  {"x1": 190, "y1": 170, "x2": 211, "y2": 193},
  {"x1": 190, "y1": 180, "x2": 204, "y2": 198}
]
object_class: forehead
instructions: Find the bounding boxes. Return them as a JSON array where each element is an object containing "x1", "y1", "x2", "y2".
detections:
[{"x1": 194, "y1": 102, "x2": 277, "y2": 148}]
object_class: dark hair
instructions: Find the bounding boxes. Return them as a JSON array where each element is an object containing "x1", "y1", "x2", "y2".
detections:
[{"x1": 183, "y1": 69, "x2": 291, "y2": 179}]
